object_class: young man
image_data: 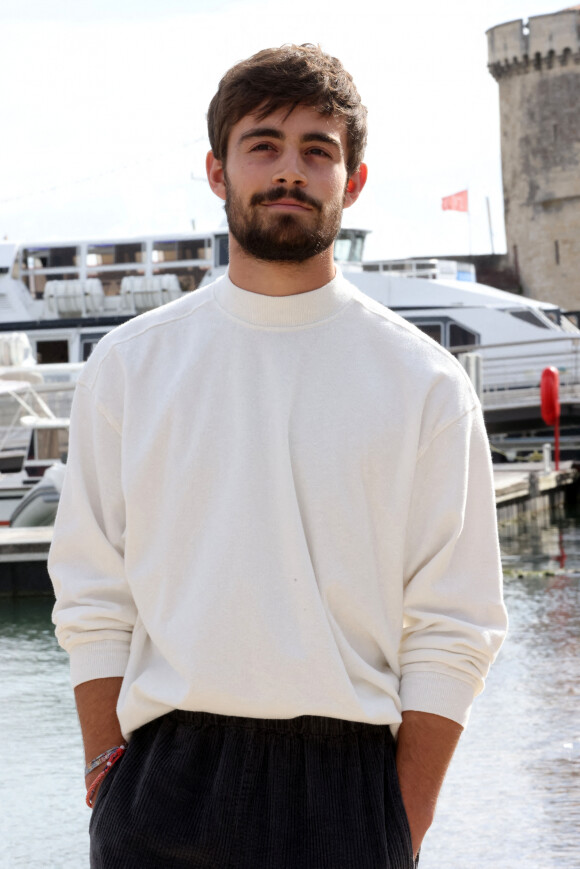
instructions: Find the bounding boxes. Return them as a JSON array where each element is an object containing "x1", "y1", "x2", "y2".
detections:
[{"x1": 50, "y1": 44, "x2": 507, "y2": 868}]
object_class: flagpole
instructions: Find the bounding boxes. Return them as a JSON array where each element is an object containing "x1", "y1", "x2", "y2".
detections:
[{"x1": 486, "y1": 195, "x2": 495, "y2": 254}]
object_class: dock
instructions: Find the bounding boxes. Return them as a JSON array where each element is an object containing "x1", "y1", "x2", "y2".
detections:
[
  {"x1": 493, "y1": 461, "x2": 579, "y2": 527},
  {"x1": 0, "y1": 527, "x2": 53, "y2": 596},
  {"x1": 0, "y1": 463, "x2": 578, "y2": 596}
]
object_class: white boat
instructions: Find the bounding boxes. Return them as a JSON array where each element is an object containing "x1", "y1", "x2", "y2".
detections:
[
  {"x1": 0, "y1": 373, "x2": 71, "y2": 524},
  {"x1": 2, "y1": 228, "x2": 580, "y2": 440},
  {"x1": 200, "y1": 242, "x2": 580, "y2": 436},
  {"x1": 0, "y1": 231, "x2": 221, "y2": 364},
  {"x1": 350, "y1": 268, "x2": 580, "y2": 435},
  {"x1": 9, "y1": 461, "x2": 65, "y2": 528}
]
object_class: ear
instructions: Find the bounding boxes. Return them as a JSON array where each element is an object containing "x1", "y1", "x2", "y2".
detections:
[
  {"x1": 343, "y1": 163, "x2": 368, "y2": 209},
  {"x1": 206, "y1": 151, "x2": 227, "y2": 202}
]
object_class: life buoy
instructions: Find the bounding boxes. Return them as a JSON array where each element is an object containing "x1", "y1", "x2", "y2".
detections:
[{"x1": 540, "y1": 367, "x2": 560, "y2": 426}]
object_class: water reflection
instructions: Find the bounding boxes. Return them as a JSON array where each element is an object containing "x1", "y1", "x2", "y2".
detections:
[
  {"x1": 1, "y1": 515, "x2": 579, "y2": 868},
  {"x1": 416, "y1": 512, "x2": 580, "y2": 869},
  {"x1": 0, "y1": 598, "x2": 88, "y2": 869}
]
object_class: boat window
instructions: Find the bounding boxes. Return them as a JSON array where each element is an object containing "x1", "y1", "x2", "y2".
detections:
[
  {"x1": 36, "y1": 340, "x2": 69, "y2": 364},
  {"x1": 81, "y1": 333, "x2": 107, "y2": 361},
  {"x1": 36, "y1": 428, "x2": 69, "y2": 462},
  {"x1": 87, "y1": 244, "x2": 115, "y2": 267},
  {"x1": 25, "y1": 248, "x2": 49, "y2": 269},
  {"x1": 23, "y1": 246, "x2": 77, "y2": 269},
  {"x1": 351, "y1": 232, "x2": 366, "y2": 262},
  {"x1": 543, "y1": 309, "x2": 560, "y2": 326},
  {"x1": 152, "y1": 238, "x2": 213, "y2": 264},
  {"x1": 176, "y1": 239, "x2": 211, "y2": 261},
  {"x1": 559, "y1": 314, "x2": 580, "y2": 334},
  {"x1": 449, "y1": 324, "x2": 478, "y2": 348},
  {"x1": 334, "y1": 229, "x2": 366, "y2": 263},
  {"x1": 414, "y1": 323, "x2": 443, "y2": 344},
  {"x1": 507, "y1": 309, "x2": 549, "y2": 329},
  {"x1": 333, "y1": 237, "x2": 351, "y2": 262},
  {"x1": 86, "y1": 243, "x2": 143, "y2": 267},
  {"x1": 115, "y1": 243, "x2": 143, "y2": 264},
  {"x1": 152, "y1": 239, "x2": 211, "y2": 263},
  {"x1": 152, "y1": 241, "x2": 178, "y2": 263},
  {"x1": 48, "y1": 247, "x2": 77, "y2": 268},
  {"x1": 215, "y1": 234, "x2": 230, "y2": 267}
]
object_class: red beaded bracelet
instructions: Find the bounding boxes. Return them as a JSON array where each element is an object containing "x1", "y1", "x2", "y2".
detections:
[
  {"x1": 85, "y1": 744, "x2": 127, "y2": 777},
  {"x1": 86, "y1": 745, "x2": 127, "y2": 808}
]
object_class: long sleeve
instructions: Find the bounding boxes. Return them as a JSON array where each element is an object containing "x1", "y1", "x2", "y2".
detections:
[
  {"x1": 49, "y1": 376, "x2": 136, "y2": 688},
  {"x1": 399, "y1": 402, "x2": 508, "y2": 727}
]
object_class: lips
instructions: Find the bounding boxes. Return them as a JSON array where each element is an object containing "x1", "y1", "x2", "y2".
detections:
[{"x1": 263, "y1": 199, "x2": 312, "y2": 211}]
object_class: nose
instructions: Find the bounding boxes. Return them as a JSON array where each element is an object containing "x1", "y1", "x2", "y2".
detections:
[{"x1": 272, "y1": 152, "x2": 307, "y2": 187}]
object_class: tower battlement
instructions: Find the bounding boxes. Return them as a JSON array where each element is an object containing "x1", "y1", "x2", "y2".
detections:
[
  {"x1": 486, "y1": 6, "x2": 580, "y2": 309},
  {"x1": 487, "y1": 8, "x2": 580, "y2": 79}
]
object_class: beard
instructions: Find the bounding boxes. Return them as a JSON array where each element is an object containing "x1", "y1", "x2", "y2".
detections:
[{"x1": 224, "y1": 177, "x2": 343, "y2": 263}]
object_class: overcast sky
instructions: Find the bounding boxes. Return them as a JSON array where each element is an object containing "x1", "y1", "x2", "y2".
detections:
[{"x1": 0, "y1": 0, "x2": 564, "y2": 260}]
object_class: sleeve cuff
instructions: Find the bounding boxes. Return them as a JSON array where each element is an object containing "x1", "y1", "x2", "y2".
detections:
[
  {"x1": 399, "y1": 670, "x2": 476, "y2": 728},
  {"x1": 69, "y1": 639, "x2": 131, "y2": 688}
]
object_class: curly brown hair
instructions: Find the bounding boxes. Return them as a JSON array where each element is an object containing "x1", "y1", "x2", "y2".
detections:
[{"x1": 207, "y1": 44, "x2": 367, "y2": 177}]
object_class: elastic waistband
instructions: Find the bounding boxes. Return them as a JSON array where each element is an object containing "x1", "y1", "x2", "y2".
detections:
[{"x1": 167, "y1": 710, "x2": 393, "y2": 740}]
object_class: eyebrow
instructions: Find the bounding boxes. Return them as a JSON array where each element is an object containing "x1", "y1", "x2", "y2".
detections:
[{"x1": 237, "y1": 127, "x2": 343, "y2": 155}]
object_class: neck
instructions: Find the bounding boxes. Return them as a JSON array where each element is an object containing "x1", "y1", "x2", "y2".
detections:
[{"x1": 226, "y1": 235, "x2": 337, "y2": 296}]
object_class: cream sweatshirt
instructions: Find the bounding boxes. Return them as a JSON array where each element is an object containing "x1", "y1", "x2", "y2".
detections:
[{"x1": 49, "y1": 271, "x2": 507, "y2": 740}]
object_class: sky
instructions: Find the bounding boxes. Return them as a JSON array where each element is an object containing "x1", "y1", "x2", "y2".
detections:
[{"x1": 0, "y1": 0, "x2": 567, "y2": 260}]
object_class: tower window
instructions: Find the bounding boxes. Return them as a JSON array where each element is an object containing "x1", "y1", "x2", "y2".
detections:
[{"x1": 555, "y1": 240, "x2": 560, "y2": 266}]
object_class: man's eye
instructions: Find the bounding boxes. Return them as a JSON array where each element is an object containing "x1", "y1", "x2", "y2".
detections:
[
  {"x1": 251, "y1": 143, "x2": 275, "y2": 151},
  {"x1": 307, "y1": 148, "x2": 330, "y2": 157}
]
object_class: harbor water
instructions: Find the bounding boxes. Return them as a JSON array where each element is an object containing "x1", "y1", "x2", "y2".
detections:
[{"x1": 1, "y1": 513, "x2": 579, "y2": 868}]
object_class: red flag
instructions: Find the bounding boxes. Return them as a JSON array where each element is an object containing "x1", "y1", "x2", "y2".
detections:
[{"x1": 442, "y1": 190, "x2": 468, "y2": 212}]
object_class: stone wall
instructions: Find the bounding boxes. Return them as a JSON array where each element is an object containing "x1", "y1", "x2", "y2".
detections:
[{"x1": 487, "y1": 9, "x2": 580, "y2": 310}]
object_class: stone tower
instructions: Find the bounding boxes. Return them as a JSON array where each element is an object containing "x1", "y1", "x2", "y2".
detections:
[{"x1": 487, "y1": 7, "x2": 580, "y2": 309}]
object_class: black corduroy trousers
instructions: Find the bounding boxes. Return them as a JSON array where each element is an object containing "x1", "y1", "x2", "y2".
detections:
[{"x1": 90, "y1": 710, "x2": 416, "y2": 869}]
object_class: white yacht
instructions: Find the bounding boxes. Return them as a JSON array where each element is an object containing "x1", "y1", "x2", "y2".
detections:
[
  {"x1": 1, "y1": 228, "x2": 579, "y2": 439},
  {"x1": 0, "y1": 377, "x2": 70, "y2": 525},
  {"x1": 0, "y1": 231, "x2": 221, "y2": 364}
]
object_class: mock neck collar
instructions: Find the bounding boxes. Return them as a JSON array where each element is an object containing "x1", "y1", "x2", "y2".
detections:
[{"x1": 212, "y1": 269, "x2": 354, "y2": 327}]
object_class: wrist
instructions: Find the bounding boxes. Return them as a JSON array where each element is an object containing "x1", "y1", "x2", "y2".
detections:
[
  {"x1": 397, "y1": 780, "x2": 434, "y2": 857},
  {"x1": 85, "y1": 744, "x2": 127, "y2": 808}
]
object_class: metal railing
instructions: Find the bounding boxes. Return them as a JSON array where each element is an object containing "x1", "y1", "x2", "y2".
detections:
[{"x1": 456, "y1": 335, "x2": 580, "y2": 411}]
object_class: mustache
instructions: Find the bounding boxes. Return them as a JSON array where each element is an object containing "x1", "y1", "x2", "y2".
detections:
[{"x1": 250, "y1": 187, "x2": 322, "y2": 211}]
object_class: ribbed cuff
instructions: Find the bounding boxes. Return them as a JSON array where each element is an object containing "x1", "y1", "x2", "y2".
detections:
[
  {"x1": 399, "y1": 671, "x2": 476, "y2": 727},
  {"x1": 69, "y1": 640, "x2": 131, "y2": 688}
]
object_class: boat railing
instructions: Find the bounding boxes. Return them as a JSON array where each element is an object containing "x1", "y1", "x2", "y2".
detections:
[
  {"x1": 452, "y1": 334, "x2": 580, "y2": 355},
  {"x1": 0, "y1": 363, "x2": 82, "y2": 451},
  {"x1": 363, "y1": 258, "x2": 476, "y2": 281},
  {"x1": 455, "y1": 335, "x2": 580, "y2": 410}
]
